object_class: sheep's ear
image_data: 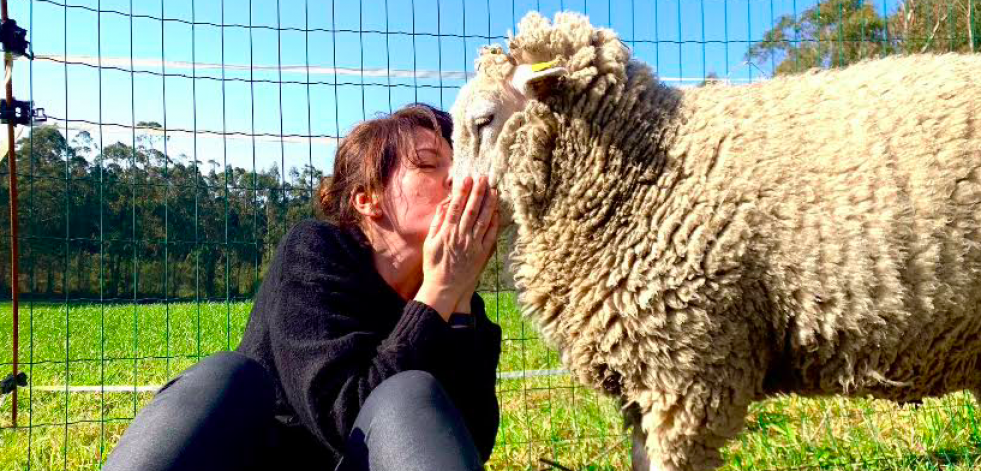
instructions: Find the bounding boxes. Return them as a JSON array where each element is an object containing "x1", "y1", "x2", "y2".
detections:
[{"x1": 510, "y1": 60, "x2": 567, "y2": 100}]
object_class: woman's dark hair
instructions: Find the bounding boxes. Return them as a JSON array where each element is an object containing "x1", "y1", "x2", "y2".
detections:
[{"x1": 317, "y1": 103, "x2": 453, "y2": 229}]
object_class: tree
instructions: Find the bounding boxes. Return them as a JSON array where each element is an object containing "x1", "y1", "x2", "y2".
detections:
[
  {"x1": 747, "y1": 0, "x2": 892, "y2": 76},
  {"x1": 890, "y1": 0, "x2": 981, "y2": 53},
  {"x1": 0, "y1": 125, "x2": 76, "y2": 295},
  {"x1": 749, "y1": 0, "x2": 980, "y2": 77}
]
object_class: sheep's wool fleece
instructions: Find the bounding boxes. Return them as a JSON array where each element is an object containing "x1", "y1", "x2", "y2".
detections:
[{"x1": 459, "y1": 11, "x2": 981, "y2": 471}]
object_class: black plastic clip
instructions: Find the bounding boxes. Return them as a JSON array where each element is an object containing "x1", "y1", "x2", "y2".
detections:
[
  {"x1": 0, "y1": 99, "x2": 45, "y2": 126},
  {"x1": 1, "y1": 372, "x2": 27, "y2": 395},
  {"x1": 0, "y1": 19, "x2": 31, "y2": 59}
]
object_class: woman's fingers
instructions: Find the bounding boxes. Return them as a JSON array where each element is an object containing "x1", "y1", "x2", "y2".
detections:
[
  {"x1": 474, "y1": 187, "x2": 497, "y2": 239},
  {"x1": 445, "y1": 175, "x2": 472, "y2": 229},
  {"x1": 459, "y1": 175, "x2": 489, "y2": 236},
  {"x1": 481, "y1": 204, "x2": 500, "y2": 248},
  {"x1": 428, "y1": 199, "x2": 448, "y2": 239}
]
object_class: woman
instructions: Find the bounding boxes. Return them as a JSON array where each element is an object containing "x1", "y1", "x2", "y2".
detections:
[{"x1": 102, "y1": 104, "x2": 503, "y2": 471}]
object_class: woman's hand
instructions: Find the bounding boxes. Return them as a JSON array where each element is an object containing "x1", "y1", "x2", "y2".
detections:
[
  {"x1": 451, "y1": 242, "x2": 497, "y2": 314},
  {"x1": 414, "y1": 175, "x2": 500, "y2": 320}
]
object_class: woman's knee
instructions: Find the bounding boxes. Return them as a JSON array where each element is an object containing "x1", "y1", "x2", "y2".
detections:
[
  {"x1": 357, "y1": 371, "x2": 451, "y2": 427},
  {"x1": 146, "y1": 351, "x2": 276, "y2": 424},
  {"x1": 368, "y1": 371, "x2": 450, "y2": 413},
  {"x1": 345, "y1": 371, "x2": 481, "y2": 471},
  {"x1": 377, "y1": 370, "x2": 442, "y2": 396},
  {"x1": 174, "y1": 351, "x2": 275, "y2": 415},
  {"x1": 129, "y1": 350, "x2": 276, "y2": 444},
  {"x1": 103, "y1": 351, "x2": 276, "y2": 471}
]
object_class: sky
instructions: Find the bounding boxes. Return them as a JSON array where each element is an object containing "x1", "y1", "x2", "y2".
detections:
[{"x1": 13, "y1": 0, "x2": 903, "y2": 185}]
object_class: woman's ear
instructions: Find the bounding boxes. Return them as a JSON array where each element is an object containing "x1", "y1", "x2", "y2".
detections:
[{"x1": 352, "y1": 191, "x2": 383, "y2": 219}]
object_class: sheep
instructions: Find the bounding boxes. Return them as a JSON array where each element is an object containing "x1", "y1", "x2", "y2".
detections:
[{"x1": 448, "y1": 10, "x2": 981, "y2": 471}]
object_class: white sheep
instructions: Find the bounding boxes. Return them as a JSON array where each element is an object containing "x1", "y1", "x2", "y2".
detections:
[{"x1": 449, "y1": 11, "x2": 981, "y2": 471}]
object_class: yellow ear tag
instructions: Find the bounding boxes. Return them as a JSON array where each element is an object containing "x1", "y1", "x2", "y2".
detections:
[{"x1": 530, "y1": 59, "x2": 559, "y2": 72}]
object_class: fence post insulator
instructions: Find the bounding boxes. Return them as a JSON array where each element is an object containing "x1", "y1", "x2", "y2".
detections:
[
  {"x1": 0, "y1": 18, "x2": 30, "y2": 59},
  {"x1": 1, "y1": 372, "x2": 27, "y2": 395},
  {"x1": 0, "y1": 98, "x2": 44, "y2": 126}
]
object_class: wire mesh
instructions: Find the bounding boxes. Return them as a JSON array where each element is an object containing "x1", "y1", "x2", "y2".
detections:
[{"x1": 1, "y1": 0, "x2": 980, "y2": 470}]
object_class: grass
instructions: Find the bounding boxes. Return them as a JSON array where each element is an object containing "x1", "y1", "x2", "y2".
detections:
[{"x1": 1, "y1": 295, "x2": 980, "y2": 470}]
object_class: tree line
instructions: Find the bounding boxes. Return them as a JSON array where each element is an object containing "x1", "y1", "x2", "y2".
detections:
[{"x1": 0, "y1": 124, "x2": 325, "y2": 300}]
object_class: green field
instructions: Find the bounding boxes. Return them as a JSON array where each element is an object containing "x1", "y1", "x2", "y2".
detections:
[{"x1": 1, "y1": 295, "x2": 980, "y2": 470}]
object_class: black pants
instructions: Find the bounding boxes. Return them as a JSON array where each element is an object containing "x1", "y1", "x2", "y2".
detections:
[{"x1": 102, "y1": 351, "x2": 483, "y2": 471}]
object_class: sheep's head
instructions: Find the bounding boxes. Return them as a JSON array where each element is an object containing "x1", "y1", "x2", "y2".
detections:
[
  {"x1": 449, "y1": 12, "x2": 629, "y2": 222},
  {"x1": 448, "y1": 44, "x2": 567, "y2": 189}
]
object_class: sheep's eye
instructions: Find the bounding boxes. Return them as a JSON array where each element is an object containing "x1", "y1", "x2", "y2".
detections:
[{"x1": 473, "y1": 115, "x2": 493, "y2": 130}]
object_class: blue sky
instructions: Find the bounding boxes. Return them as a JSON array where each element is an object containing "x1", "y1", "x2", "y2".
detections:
[{"x1": 15, "y1": 0, "x2": 901, "y2": 185}]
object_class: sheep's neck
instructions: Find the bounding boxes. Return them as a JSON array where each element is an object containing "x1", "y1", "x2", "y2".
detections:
[{"x1": 506, "y1": 71, "x2": 692, "y2": 380}]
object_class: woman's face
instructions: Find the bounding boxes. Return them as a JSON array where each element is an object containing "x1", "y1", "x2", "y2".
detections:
[{"x1": 381, "y1": 127, "x2": 454, "y2": 248}]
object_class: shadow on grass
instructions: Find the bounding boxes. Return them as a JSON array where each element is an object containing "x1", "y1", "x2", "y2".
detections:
[{"x1": 898, "y1": 448, "x2": 981, "y2": 469}]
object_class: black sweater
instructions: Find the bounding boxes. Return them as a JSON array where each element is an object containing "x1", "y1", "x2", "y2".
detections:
[{"x1": 237, "y1": 220, "x2": 502, "y2": 467}]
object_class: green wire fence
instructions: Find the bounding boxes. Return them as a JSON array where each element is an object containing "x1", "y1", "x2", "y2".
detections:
[{"x1": 1, "y1": 0, "x2": 980, "y2": 470}]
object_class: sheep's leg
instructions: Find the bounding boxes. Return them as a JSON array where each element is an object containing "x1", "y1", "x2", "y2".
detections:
[
  {"x1": 625, "y1": 402, "x2": 652, "y2": 471},
  {"x1": 631, "y1": 420, "x2": 653, "y2": 471},
  {"x1": 632, "y1": 370, "x2": 759, "y2": 471}
]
